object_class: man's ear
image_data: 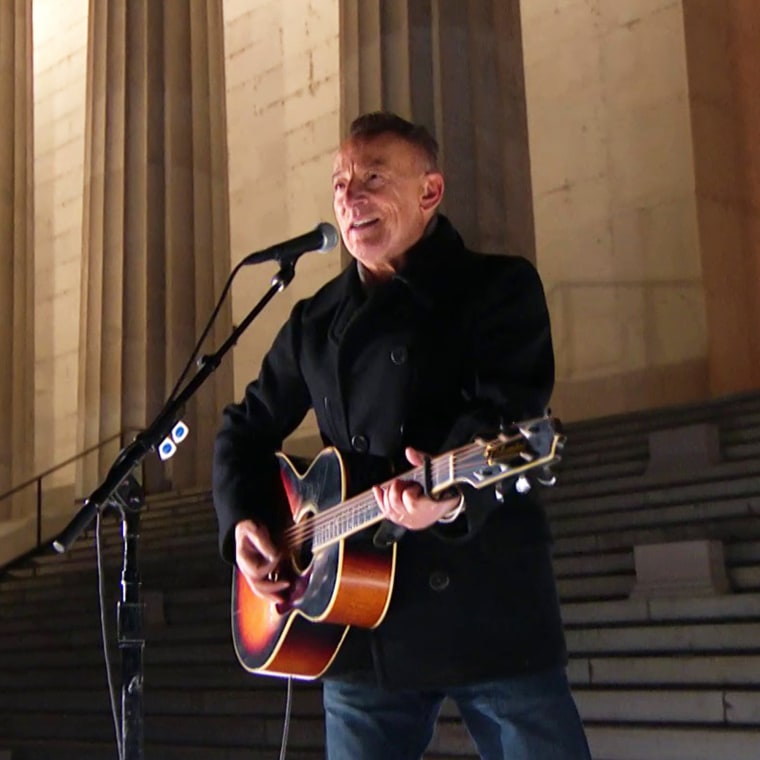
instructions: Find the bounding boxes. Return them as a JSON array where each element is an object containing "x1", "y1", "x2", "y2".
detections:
[{"x1": 420, "y1": 171, "x2": 444, "y2": 212}]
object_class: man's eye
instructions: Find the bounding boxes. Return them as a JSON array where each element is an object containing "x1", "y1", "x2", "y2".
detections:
[{"x1": 333, "y1": 181, "x2": 346, "y2": 192}]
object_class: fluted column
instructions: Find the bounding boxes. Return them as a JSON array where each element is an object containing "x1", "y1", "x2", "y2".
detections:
[
  {"x1": 0, "y1": 0, "x2": 34, "y2": 517},
  {"x1": 339, "y1": 0, "x2": 535, "y2": 260},
  {"x1": 77, "y1": 0, "x2": 232, "y2": 494}
]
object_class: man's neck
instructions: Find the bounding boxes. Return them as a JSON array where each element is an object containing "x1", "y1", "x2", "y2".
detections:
[{"x1": 356, "y1": 215, "x2": 439, "y2": 286}]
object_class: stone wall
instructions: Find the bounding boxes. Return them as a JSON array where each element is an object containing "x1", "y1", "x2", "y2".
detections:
[
  {"x1": 522, "y1": 0, "x2": 708, "y2": 420},
  {"x1": 522, "y1": 0, "x2": 760, "y2": 421}
]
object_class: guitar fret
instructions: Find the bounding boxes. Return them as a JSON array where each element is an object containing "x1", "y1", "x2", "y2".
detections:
[{"x1": 313, "y1": 497, "x2": 383, "y2": 551}]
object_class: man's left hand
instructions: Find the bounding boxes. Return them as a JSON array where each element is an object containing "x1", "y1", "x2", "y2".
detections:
[{"x1": 372, "y1": 447, "x2": 462, "y2": 530}]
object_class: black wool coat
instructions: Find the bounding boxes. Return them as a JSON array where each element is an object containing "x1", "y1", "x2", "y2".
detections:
[{"x1": 212, "y1": 215, "x2": 567, "y2": 689}]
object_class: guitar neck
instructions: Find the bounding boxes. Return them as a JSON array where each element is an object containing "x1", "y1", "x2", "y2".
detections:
[
  {"x1": 309, "y1": 460, "x2": 454, "y2": 552},
  {"x1": 299, "y1": 420, "x2": 561, "y2": 553}
]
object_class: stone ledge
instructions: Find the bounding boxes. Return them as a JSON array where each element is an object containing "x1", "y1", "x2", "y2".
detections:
[
  {"x1": 631, "y1": 540, "x2": 730, "y2": 598},
  {"x1": 646, "y1": 423, "x2": 722, "y2": 476}
]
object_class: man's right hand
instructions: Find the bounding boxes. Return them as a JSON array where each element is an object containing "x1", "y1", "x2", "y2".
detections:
[{"x1": 234, "y1": 519, "x2": 290, "y2": 602}]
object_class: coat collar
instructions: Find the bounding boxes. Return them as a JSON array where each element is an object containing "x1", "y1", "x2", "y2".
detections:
[
  {"x1": 392, "y1": 214, "x2": 465, "y2": 308},
  {"x1": 327, "y1": 215, "x2": 466, "y2": 344},
  {"x1": 352, "y1": 214, "x2": 466, "y2": 311}
]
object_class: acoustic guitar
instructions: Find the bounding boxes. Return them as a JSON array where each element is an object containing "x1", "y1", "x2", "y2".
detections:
[{"x1": 231, "y1": 416, "x2": 564, "y2": 679}]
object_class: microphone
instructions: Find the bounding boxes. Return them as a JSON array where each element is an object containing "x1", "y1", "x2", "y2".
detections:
[{"x1": 241, "y1": 222, "x2": 339, "y2": 266}]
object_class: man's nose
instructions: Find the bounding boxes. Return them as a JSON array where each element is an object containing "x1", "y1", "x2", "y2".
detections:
[{"x1": 345, "y1": 178, "x2": 366, "y2": 202}]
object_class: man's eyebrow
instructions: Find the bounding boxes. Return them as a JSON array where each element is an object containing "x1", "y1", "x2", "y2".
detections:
[{"x1": 332, "y1": 159, "x2": 387, "y2": 179}]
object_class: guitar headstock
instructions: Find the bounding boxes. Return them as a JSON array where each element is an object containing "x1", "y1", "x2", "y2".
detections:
[{"x1": 453, "y1": 416, "x2": 565, "y2": 491}]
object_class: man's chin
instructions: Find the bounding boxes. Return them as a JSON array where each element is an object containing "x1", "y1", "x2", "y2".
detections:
[
  {"x1": 347, "y1": 224, "x2": 383, "y2": 246},
  {"x1": 348, "y1": 238, "x2": 384, "y2": 262}
]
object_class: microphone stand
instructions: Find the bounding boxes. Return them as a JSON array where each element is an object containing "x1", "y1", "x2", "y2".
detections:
[{"x1": 53, "y1": 262, "x2": 298, "y2": 760}]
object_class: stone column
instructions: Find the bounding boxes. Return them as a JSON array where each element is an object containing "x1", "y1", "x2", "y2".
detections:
[
  {"x1": 683, "y1": 0, "x2": 760, "y2": 395},
  {"x1": 0, "y1": 0, "x2": 34, "y2": 517},
  {"x1": 77, "y1": 0, "x2": 232, "y2": 495},
  {"x1": 339, "y1": 0, "x2": 535, "y2": 260}
]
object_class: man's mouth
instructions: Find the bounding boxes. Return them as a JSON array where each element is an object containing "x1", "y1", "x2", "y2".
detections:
[{"x1": 349, "y1": 218, "x2": 379, "y2": 232}]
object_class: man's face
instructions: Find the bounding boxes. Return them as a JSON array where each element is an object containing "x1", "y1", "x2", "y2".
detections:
[{"x1": 332, "y1": 133, "x2": 443, "y2": 277}]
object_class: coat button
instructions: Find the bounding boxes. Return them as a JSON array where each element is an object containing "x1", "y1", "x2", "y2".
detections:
[
  {"x1": 429, "y1": 571, "x2": 450, "y2": 592},
  {"x1": 351, "y1": 434, "x2": 369, "y2": 453},
  {"x1": 390, "y1": 346, "x2": 408, "y2": 365}
]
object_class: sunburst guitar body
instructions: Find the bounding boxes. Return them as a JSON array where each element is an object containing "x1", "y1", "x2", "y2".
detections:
[{"x1": 231, "y1": 447, "x2": 396, "y2": 679}]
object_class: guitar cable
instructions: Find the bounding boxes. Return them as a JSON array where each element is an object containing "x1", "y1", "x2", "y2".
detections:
[
  {"x1": 278, "y1": 676, "x2": 294, "y2": 760},
  {"x1": 96, "y1": 509, "x2": 126, "y2": 760}
]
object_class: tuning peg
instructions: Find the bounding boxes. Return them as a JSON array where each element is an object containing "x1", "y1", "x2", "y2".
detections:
[
  {"x1": 515, "y1": 475, "x2": 532, "y2": 494},
  {"x1": 536, "y1": 466, "x2": 557, "y2": 487}
]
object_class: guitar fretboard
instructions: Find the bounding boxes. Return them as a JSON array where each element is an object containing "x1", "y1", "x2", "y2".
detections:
[
  {"x1": 312, "y1": 495, "x2": 380, "y2": 549},
  {"x1": 288, "y1": 458, "x2": 455, "y2": 553}
]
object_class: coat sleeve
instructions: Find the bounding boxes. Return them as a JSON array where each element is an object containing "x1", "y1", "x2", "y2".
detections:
[
  {"x1": 433, "y1": 255, "x2": 555, "y2": 542},
  {"x1": 212, "y1": 301, "x2": 312, "y2": 563}
]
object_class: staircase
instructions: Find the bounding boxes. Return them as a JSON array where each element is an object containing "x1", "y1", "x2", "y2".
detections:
[
  {"x1": 1, "y1": 391, "x2": 760, "y2": 758},
  {"x1": 0, "y1": 489, "x2": 474, "y2": 760},
  {"x1": 546, "y1": 390, "x2": 760, "y2": 760}
]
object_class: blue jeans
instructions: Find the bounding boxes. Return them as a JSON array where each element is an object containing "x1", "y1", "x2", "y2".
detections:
[{"x1": 323, "y1": 666, "x2": 591, "y2": 760}]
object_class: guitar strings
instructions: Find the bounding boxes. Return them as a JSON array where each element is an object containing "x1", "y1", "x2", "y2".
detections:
[
  {"x1": 278, "y1": 427, "x2": 555, "y2": 551},
  {"x1": 279, "y1": 443, "x2": 489, "y2": 550},
  {"x1": 280, "y1": 459, "x2": 447, "y2": 549},
  {"x1": 280, "y1": 452, "x2": 463, "y2": 548}
]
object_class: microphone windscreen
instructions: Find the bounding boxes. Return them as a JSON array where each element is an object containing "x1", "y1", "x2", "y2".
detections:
[{"x1": 318, "y1": 222, "x2": 340, "y2": 252}]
